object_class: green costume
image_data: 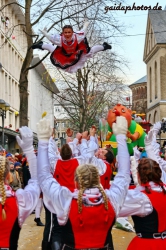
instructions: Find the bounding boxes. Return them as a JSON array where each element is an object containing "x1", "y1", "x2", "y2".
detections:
[{"x1": 108, "y1": 120, "x2": 146, "y2": 156}]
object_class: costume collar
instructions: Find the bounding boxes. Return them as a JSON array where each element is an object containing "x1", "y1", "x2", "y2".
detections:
[
  {"x1": 0, "y1": 184, "x2": 15, "y2": 202},
  {"x1": 137, "y1": 181, "x2": 164, "y2": 192},
  {"x1": 73, "y1": 187, "x2": 104, "y2": 205}
]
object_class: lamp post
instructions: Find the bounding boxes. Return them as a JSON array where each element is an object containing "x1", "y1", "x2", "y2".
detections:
[{"x1": 0, "y1": 99, "x2": 10, "y2": 148}]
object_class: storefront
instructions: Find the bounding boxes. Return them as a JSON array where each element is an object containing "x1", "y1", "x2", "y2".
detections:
[{"x1": 0, "y1": 127, "x2": 38, "y2": 153}]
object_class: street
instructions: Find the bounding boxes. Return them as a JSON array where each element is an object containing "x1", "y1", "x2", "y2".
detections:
[{"x1": 18, "y1": 211, "x2": 135, "y2": 250}]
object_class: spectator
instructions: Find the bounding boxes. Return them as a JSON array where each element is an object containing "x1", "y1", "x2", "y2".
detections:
[
  {"x1": 14, "y1": 162, "x2": 23, "y2": 188},
  {"x1": 9, "y1": 162, "x2": 22, "y2": 191},
  {"x1": 22, "y1": 158, "x2": 31, "y2": 188}
]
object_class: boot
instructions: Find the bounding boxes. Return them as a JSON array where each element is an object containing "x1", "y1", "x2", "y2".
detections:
[
  {"x1": 103, "y1": 42, "x2": 112, "y2": 50},
  {"x1": 42, "y1": 240, "x2": 52, "y2": 250},
  {"x1": 34, "y1": 217, "x2": 45, "y2": 226},
  {"x1": 51, "y1": 241, "x2": 62, "y2": 250},
  {"x1": 31, "y1": 41, "x2": 44, "y2": 50}
]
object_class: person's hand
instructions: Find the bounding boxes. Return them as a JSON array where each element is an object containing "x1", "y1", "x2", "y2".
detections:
[
  {"x1": 153, "y1": 121, "x2": 161, "y2": 136},
  {"x1": 82, "y1": 131, "x2": 89, "y2": 140},
  {"x1": 66, "y1": 128, "x2": 73, "y2": 137},
  {"x1": 66, "y1": 137, "x2": 73, "y2": 143},
  {"x1": 36, "y1": 118, "x2": 52, "y2": 142},
  {"x1": 52, "y1": 128, "x2": 56, "y2": 139},
  {"x1": 89, "y1": 127, "x2": 96, "y2": 137},
  {"x1": 112, "y1": 116, "x2": 128, "y2": 136},
  {"x1": 39, "y1": 27, "x2": 48, "y2": 36},
  {"x1": 145, "y1": 130, "x2": 154, "y2": 146},
  {"x1": 16, "y1": 127, "x2": 33, "y2": 154},
  {"x1": 76, "y1": 133, "x2": 82, "y2": 141},
  {"x1": 83, "y1": 18, "x2": 90, "y2": 29},
  {"x1": 133, "y1": 146, "x2": 141, "y2": 161}
]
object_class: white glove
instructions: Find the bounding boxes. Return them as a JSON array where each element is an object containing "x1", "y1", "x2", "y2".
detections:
[
  {"x1": 145, "y1": 129, "x2": 155, "y2": 146},
  {"x1": 36, "y1": 118, "x2": 52, "y2": 142},
  {"x1": 39, "y1": 27, "x2": 51, "y2": 40},
  {"x1": 130, "y1": 156, "x2": 139, "y2": 186},
  {"x1": 16, "y1": 127, "x2": 33, "y2": 154},
  {"x1": 112, "y1": 116, "x2": 128, "y2": 136},
  {"x1": 152, "y1": 121, "x2": 161, "y2": 136},
  {"x1": 133, "y1": 146, "x2": 141, "y2": 162},
  {"x1": 83, "y1": 18, "x2": 90, "y2": 30}
]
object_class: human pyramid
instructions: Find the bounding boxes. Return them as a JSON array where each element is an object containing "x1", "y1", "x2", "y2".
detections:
[{"x1": 0, "y1": 112, "x2": 166, "y2": 250}]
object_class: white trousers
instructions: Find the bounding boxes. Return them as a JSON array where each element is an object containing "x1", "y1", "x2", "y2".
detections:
[{"x1": 35, "y1": 197, "x2": 43, "y2": 218}]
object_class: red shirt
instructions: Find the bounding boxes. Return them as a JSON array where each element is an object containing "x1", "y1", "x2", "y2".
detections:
[{"x1": 53, "y1": 158, "x2": 79, "y2": 192}]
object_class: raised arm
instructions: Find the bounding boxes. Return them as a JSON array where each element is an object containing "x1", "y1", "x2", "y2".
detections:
[
  {"x1": 105, "y1": 116, "x2": 131, "y2": 216},
  {"x1": 48, "y1": 136, "x2": 60, "y2": 174},
  {"x1": 40, "y1": 27, "x2": 61, "y2": 46},
  {"x1": 145, "y1": 122, "x2": 166, "y2": 182},
  {"x1": 15, "y1": 127, "x2": 40, "y2": 226},
  {"x1": 37, "y1": 118, "x2": 73, "y2": 225}
]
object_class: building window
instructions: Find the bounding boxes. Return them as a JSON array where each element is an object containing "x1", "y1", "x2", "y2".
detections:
[
  {"x1": 154, "y1": 111, "x2": 157, "y2": 123},
  {"x1": 149, "y1": 67, "x2": 152, "y2": 102},
  {"x1": 9, "y1": 111, "x2": 12, "y2": 125},
  {"x1": 62, "y1": 132, "x2": 66, "y2": 138},
  {"x1": 148, "y1": 114, "x2": 151, "y2": 123},
  {"x1": 155, "y1": 61, "x2": 157, "y2": 99}
]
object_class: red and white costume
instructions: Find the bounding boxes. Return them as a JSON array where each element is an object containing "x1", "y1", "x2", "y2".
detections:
[
  {"x1": 117, "y1": 122, "x2": 166, "y2": 249},
  {"x1": 67, "y1": 137, "x2": 112, "y2": 189},
  {"x1": 119, "y1": 183, "x2": 166, "y2": 250},
  {"x1": 0, "y1": 151, "x2": 40, "y2": 250},
  {"x1": 42, "y1": 22, "x2": 104, "y2": 73},
  {"x1": 37, "y1": 134, "x2": 130, "y2": 249},
  {"x1": 48, "y1": 136, "x2": 98, "y2": 191}
]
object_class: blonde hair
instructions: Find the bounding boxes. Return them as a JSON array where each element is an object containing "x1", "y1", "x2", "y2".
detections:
[
  {"x1": 0, "y1": 156, "x2": 8, "y2": 220},
  {"x1": 75, "y1": 164, "x2": 108, "y2": 213}
]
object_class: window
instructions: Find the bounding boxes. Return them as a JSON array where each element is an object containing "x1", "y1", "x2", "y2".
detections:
[
  {"x1": 155, "y1": 61, "x2": 157, "y2": 99},
  {"x1": 9, "y1": 111, "x2": 12, "y2": 125},
  {"x1": 62, "y1": 132, "x2": 66, "y2": 138},
  {"x1": 149, "y1": 67, "x2": 152, "y2": 102}
]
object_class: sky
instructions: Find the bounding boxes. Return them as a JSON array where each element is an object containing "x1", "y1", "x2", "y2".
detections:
[{"x1": 111, "y1": 0, "x2": 165, "y2": 85}]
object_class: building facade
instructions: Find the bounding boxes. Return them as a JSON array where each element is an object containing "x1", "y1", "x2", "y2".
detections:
[
  {"x1": 143, "y1": 10, "x2": 166, "y2": 124},
  {"x1": 0, "y1": 0, "x2": 59, "y2": 152},
  {"x1": 54, "y1": 102, "x2": 74, "y2": 147},
  {"x1": 129, "y1": 76, "x2": 147, "y2": 114}
]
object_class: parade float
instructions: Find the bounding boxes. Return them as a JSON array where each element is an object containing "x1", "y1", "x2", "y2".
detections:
[{"x1": 99, "y1": 104, "x2": 148, "y2": 156}]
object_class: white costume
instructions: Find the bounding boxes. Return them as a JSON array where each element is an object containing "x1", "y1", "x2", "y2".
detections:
[
  {"x1": 37, "y1": 123, "x2": 131, "y2": 225},
  {"x1": 15, "y1": 127, "x2": 40, "y2": 226}
]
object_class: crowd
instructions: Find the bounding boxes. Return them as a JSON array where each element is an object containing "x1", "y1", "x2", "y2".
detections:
[
  {"x1": 0, "y1": 146, "x2": 44, "y2": 227},
  {"x1": 0, "y1": 116, "x2": 166, "y2": 250}
]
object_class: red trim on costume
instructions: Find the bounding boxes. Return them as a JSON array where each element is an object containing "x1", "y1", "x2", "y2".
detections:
[
  {"x1": 142, "y1": 190, "x2": 166, "y2": 233},
  {"x1": 0, "y1": 197, "x2": 18, "y2": 247},
  {"x1": 53, "y1": 158, "x2": 79, "y2": 192},
  {"x1": 100, "y1": 161, "x2": 112, "y2": 189},
  {"x1": 50, "y1": 35, "x2": 89, "y2": 69},
  {"x1": 69, "y1": 199, "x2": 115, "y2": 248}
]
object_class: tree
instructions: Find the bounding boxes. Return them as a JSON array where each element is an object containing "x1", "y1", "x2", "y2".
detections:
[
  {"x1": 1, "y1": 0, "x2": 127, "y2": 128},
  {"x1": 45, "y1": 12, "x2": 128, "y2": 132}
]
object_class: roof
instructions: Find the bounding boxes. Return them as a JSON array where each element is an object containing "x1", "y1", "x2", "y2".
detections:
[
  {"x1": 31, "y1": 56, "x2": 59, "y2": 94},
  {"x1": 149, "y1": 10, "x2": 166, "y2": 44},
  {"x1": 130, "y1": 75, "x2": 147, "y2": 86}
]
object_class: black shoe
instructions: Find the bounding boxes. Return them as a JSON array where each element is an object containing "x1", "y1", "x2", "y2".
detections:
[
  {"x1": 34, "y1": 217, "x2": 45, "y2": 226},
  {"x1": 103, "y1": 42, "x2": 112, "y2": 50},
  {"x1": 31, "y1": 41, "x2": 44, "y2": 50}
]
